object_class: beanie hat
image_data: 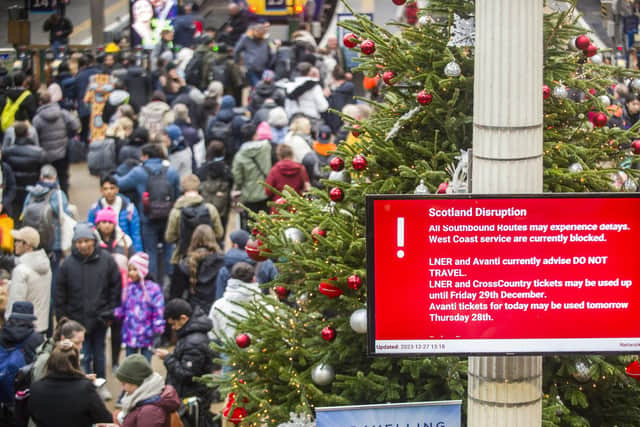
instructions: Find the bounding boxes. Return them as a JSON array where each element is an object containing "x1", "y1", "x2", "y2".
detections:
[
  {"x1": 230, "y1": 229, "x2": 250, "y2": 249},
  {"x1": 95, "y1": 207, "x2": 117, "y2": 224},
  {"x1": 256, "y1": 121, "x2": 273, "y2": 141},
  {"x1": 116, "y1": 354, "x2": 153, "y2": 385},
  {"x1": 72, "y1": 222, "x2": 96, "y2": 242},
  {"x1": 131, "y1": 127, "x2": 149, "y2": 145},
  {"x1": 261, "y1": 69, "x2": 275, "y2": 82},
  {"x1": 268, "y1": 107, "x2": 288, "y2": 128},
  {"x1": 128, "y1": 252, "x2": 150, "y2": 280},
  {"x1": 165, "y1": 124, "x2": 183, "y2": 144}
]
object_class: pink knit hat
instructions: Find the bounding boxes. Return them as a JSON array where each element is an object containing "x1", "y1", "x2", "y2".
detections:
[
  {"x1": 95, "y1": 207, "x2": 117, "y2": 224},
  {"x1": 256, "y1": 121, "x2": 273, "y2": 141},
  {"x1": 128, "y1": 252, "x2": 150, "y2": 280}
]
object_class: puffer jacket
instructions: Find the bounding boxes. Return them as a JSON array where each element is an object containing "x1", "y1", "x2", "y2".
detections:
[
  {"x1": 114, "y1": 279, "x2": 164, "y2": 348},
  {"x1": 209, "y1": 278, "x2": 260, "y2": 341},
  {"x1": 87, "y1": 194, "x2": 143, "y2": 253},
  {"x1": 0, "y1": 319, "x2": 43, "y2": 364},
  {"x1": 55, "y1": 244, "x2": 122, "y2": 334},
  {"x1": 231, "y1": 139, "x2": 272, "y2": 203},
  {"x1": 164, "y1": 307, "x2": 216, "y2": 398},
  {"x1": 139, "y1": 100, "x2": 173, "y2": 138},
  {"x1": 121, "y1": 383, "x2": 181, "y2": 427},
  {"x1": 282, "y1": 76, "x2": 329, "y2": 119},
  {"x1": 5, "y1": 249, "x2": 52, "y2": 333},
  {"x1": 22, "y1": 182, "x2": 71, "y2": 251},
  {"x1": 2, "y1": 137, "x2": 45, "y2": 191},
  {"x1": 32, "y1": 102, "x2": 80, "y2": 162}
]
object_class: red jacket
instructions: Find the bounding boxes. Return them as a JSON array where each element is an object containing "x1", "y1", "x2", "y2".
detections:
[
  {"x1": 265, "y1": 159, "x2": 309, "y2": 199},
  {"x1": 122, "y1": 385, "x2": 181, "y2": 427}
]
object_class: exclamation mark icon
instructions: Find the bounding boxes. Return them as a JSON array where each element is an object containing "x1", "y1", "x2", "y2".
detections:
[{"x1": 397, "y1": 217, "x2": 405, "y2": 258}]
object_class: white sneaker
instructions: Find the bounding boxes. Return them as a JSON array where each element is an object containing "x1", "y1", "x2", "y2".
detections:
[{"x1": 98, "y1": 387, "x2": 113, "y2": 401}]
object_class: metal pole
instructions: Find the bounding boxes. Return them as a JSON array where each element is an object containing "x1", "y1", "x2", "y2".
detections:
[
  {"x1": 90, "y1": 0, "x2": 105, "y2": 46},
  {"x1": 469, "y1": 0, "x2": 544, "y2": 425}
]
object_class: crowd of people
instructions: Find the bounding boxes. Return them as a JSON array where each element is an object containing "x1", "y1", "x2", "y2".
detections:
[{"x1": 0, "y1": 1, "x2": 379, "y2": 426}]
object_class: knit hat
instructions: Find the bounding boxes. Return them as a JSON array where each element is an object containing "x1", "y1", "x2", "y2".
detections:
[
  {"x1": 230, "y1": 229, "x2": 250, "y2": 249},
  {"x1": 129, "y1": 252, "x2": 150, "y2": 280},
  {"x1": 131, "y1": 127, "x2": 149, "y2": 145},
  {"x1": 73, "y1": 222, "x2": 96, "y2": 242},
  {"x1": 317, "y1": 124, "x2": 332, "y2": 144},
  {"x1": 95, "y1": 207, "x2": 117, "y2": 224},
  {"x1": 256, "y1": 121, "x2": 273, "y2": 141},
  {"x1": 165, "y1": 124, "x2": 183, "y2": 144},
  {"x1": 9, "y1": 301, "x2": 37, "y2": 322},
  {"x1": 116, "y1": 354, "x2": 153, "y2": 385},
  {"x1": 11, "y1": 227, "x2": 40, "y2": 249},
  {"x1": 268, "y1": 107, "x2": 288, "y2": 128}
]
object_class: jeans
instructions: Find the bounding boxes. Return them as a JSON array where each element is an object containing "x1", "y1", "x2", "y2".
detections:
[
  {"x1": 246, "y1": 70, "x2": 262, "y2": 88},
  {"x1": 125, "y1": 346, "x2": 153, "y2": 362},
  {"x1": 83, "y1": 325, "x2": 107, "y2": 379},
  {"x1": 141, "y1": 220, "x2": 173, "y2": 279}
]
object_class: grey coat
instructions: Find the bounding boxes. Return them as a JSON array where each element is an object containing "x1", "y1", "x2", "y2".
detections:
[{"x1": 32, "y1": 102, "x2": 80, "y2": 162}]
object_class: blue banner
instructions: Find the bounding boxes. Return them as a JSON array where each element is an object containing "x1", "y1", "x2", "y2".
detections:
[{"x1": 316, "y1": 400, "x2": 462, "y2": 427}]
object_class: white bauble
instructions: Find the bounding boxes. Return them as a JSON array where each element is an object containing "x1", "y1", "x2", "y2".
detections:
[
  {"x1": 598, "y1": 95, "x2": 611, "y2": 107},
  {"x1": 311, "y1": 363, "x2": 335, "y2": 386},
  {"x1": 568, "y1": 163, "x2": 583, "y2": 173},
  {"x1": 553, "y1": 85, "x2": 568, "y2": 99},
  {"x1": 284, "y1": 227, "x2": 305, "y2": 243},
  {"x1": 349, "y1": 309, "x2": 368, "y2": 334},
  {"x1": 444, "y1": 60, "x2": 461, "y2": 77}
]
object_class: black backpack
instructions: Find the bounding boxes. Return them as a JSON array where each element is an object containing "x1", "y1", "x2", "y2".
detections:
[
  {"x1": 143, "y1": 165, "x2": 176, "y2": 221},
  {"x1": 178, "y1": 203, "x2": 211, "y2": 254},
  {"x1": 199, "y1": 177, "x2": 231, "y2": 218},
  {"x1": 274, "y1": 46, "x2": 293, "y2": 81},
  {"x1": 87, "y1": 138, "x2": 117, "y2": 176},
  {"x1": 185, "y1": 52, "x2": 204, "y2": 88},
  {"x1": 21, "y1": 191, "x2": 55, "y2": 252},
  {"x1": 208, "y1": 59, "x2": 230, "y2": 87},
  {"x1": 205, "y1": 119, "x2": 232, "y2": 146}
]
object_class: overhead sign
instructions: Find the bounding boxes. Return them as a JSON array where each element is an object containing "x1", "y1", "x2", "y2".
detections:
[
  {"x1": 316, "y1": 400, "x2": 462, "y2": 427},
  {"x1": 367, "y1": 194, "x2": 640, "y2": 355}
]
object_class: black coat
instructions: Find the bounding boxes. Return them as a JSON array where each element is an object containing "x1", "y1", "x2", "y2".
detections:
[
  {"x1": 1, "y1": 162, "x2": 17, "y2": 217},
  {"x1": 2, "y1": 137, "x2": 46, "y2": 191},
  {"x1": 28, "y1": 373, "x2": 112, "y2": 427},
  {"x1": 164, "y1": 308, "x2": 216, "y2": 398},
  {"x1": 0, "y1": 319, "x2": 43, "y2": 364},
  {"x1": 55, "y1": 246, "x2": 122, "y2": 334},
  {"x1": 123, "y1": 66, "x2": 153, "y2": 112}
]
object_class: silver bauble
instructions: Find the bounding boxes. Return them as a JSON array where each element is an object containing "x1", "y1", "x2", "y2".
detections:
[
  {"x1": 349, "y1": 309, "x2": 368, "y2": 334},
  {"x1": 553, "y1": 85, "x2": 568, "y2": 99},
  {"x1": 633, "y1": 79, "x2": 640, "y2": 91},
  {"x1": 414, "y1": 179, "x2": 430, "y2": 195},
  {"x1": 328, "y1": 170, "x2": 350, "y2": 183},
  {"x1": 284, "y1": 227, "x2": 305, "y2": 243},
  {"x1": 311, "y1": 363, "x2": 335, "y2": 386},
  {"x1": 590, "y1": 53, "x2": 603, "y2": 64},
  {"x1": 568, "y1": 163, "x2": 583, "y2": 173},
  {"x1": 444, "y1": 60, "x2": 462, "y2": 77},
  {"x1": 572, "y1": 360, "x2": 591, "y2": 383},
  {"x1": 418, "y1": 15, "x2": 431, "y2": 26},
  {"x1": 624, "y1": 178, "x2": 638, "y2": 192},
  {"x1": 297, "y1": 292, "x2": 309, "y2": 306},
  {"x1": 598, "y1": 95, "x2": 611, "y2": 107},
  {"x1": 568, "y1": 37, "x2": 579, "y2": 51}
]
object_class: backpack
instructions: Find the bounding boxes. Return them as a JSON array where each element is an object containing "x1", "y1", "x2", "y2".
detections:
[
  {"x1": 136, "y1": 394, "x2": 185, "y2": 427},
  {"x1": 87, "y1": 138, "x2": 117, "y2": 176},
  {"x1": 143, "y1": 165, "x2": 176, "y2": 221},
  {"x1": 21, "y1": 191, "x2": 55, "y2": 252},
  {"x1": 200, "y1": 177, "x2": 231, "y2": 218},
  {"x1": 178, "y1": 203, "x2": 211, "y2": 255},
  {"x1": 1, "y1": 90, "x2": 31, "y2": 132},
  {"x1": 274, "y1": 46, "x2": 293, "y2": 81},
  {"x1": 208, "y1": 59, "x2": 229, "y2": 87},
  {"x1": 184, "y1": 52, "x2": 204, "y2": 88},
  {"x1": 0, "y1": 342, "x2": 26, "y2": 403},
  {"x1": 205, "y1": 120, "x2": 232, "y2": 147}
]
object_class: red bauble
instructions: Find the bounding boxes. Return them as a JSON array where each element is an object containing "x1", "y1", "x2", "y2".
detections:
[
  {"x1": 321, "y1": 326, "x2": 336, "y2": 341},
  {"x1": 542, "y1": 85, "x2": 551, "y2": 100},
  {"x1": 392, "y1": 0, "x2": 407, "y2": 4},
  {"x1": 585, "y1": 43, "x2": 598, "y2": 58},
  {"x1": 343, "y1": 33, "x2": 358, "y2": 48},
  {"x1": 632, "y1": 140, "x2": 640, "y2": 154},
  {"x1": 329, "y1": 187, "x2": 344, "y2": 202},
  {"x1": 229, "y1": 407, "x2": 248, "y2": 425},
  {"x1": 246, "y1": 239, "x2": 269, "y2": 262},
  {"x1": 275, "y1": 286, "x2": 288, "y2": 298},
  {"x1": 360, "y1": 39, "x2": 376, "y2": 55},
  {"x1": 236, "y1": 333, "x2": 251, "y2": 348},
  {"x1": 311, "y1": 226, "x2": 327, "y2": 241},
  {"x1": 588, "y1": 88, "x2": 596, "y2": 96},
  {"x1": 351, "y1": 124, "x2": 361, "y2": 137},
  {"x1": 417, "y1": 90, "x2": 432, "y2": 105},
  {"x1": 352, "y1": 154, "x2": 368, "y2": 171},
  {"x1": 437, "y1": 182, "x2": 448, "y2": 194},
  {"x1": 592, "y1": 112, "x2": 608, "y2": 128},
  {"x1": 330, "y1": 157, "x2": 345, "y2": 172},
  {"x1": 575, "y1": 35, "x2": 591, "y2": 50},
  {"x1": 627, "y1": 360, "x2": 640, "y2": 380},
  {"x1": 318, "y1": 281, "x2": 343, "y2": 299},
  {"x1": 251, "y1": 227, "x2": 262, "y2": 236},
  {"x1": 382, "y1": 70, "x2": 396, "y2": 85},
  {"x1": 347, "y1": 275, "x2": 362, "y2": 290}
]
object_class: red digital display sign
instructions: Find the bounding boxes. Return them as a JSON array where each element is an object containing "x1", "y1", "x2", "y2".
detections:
[{"x1": 366, "y1": 194, "x2": 640, "y2": 355}]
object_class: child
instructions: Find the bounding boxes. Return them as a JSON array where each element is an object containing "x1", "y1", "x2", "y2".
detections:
[
  {"x1": 93, "y1": 207, "x2": 133, "y2": 257},
  {"x1": 114, "y1": 252, "x2": 165, "y2": 362}
]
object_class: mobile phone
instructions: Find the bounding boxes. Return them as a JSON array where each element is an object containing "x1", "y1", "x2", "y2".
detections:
[{"x1": 94, "y1": 378, "x2": 107, "y2": 388}]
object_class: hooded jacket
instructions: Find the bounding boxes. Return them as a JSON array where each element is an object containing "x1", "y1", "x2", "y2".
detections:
[
  {"x1": 87, "y1": 194, "x2": 143, "y2": 253},
  {"x1": 165, "y1": 193, "x2": 224, "y2": 264},
  {"x1": 2, "y1": 137, "x2": 45, "y2": 190},
  {"x1": 114, "y1": 278, "x2": 164, "y2": 348},
  {"x1": 93, "y1": 225, "x2": 133, "y2": 257},
  {"x1": 23, "y1": 182, "x2": 71, "y2": 251},
  {"x1": 32, "y1": 102, "x2": 80, "y2": 162},
  {"x1": 265, "y1": 159, "x2": 309, "y2": 200},
  {"x1": 55, "y1": 240, "x2": 122, "y2": 334},
  {"x1": 231, "y1": 140, "x2": 272, "y2": 203},
  {"x1": 249, "y1": 84, "x2": 285, "y2": 115},
  {"x1": 139, "y1": 100, "x2": 173, "y2": 138},
  {"x1": 164, "y1": 307, "x2": 216, "y2": 398},
  {"x1": 5, "y1": 249, "x2": 52, "y2": 333},
  {"x1": 123, "y1": 66, "x2": 153, "y2": 112},
  {"x1": 121, "y1": 380, "x2": 180, "y2": 427},
  {"x1": 209, "y1": 278, "x2": 260, "y2": 341},
  {"x1": 282, "y1": 76, "x2": 329, "y2": 119},
  {"x1": 0, "y1": 319, "x2": 43, "y2": 364}
]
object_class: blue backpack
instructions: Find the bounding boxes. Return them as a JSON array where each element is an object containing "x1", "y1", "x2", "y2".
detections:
[{"x1": 0, "y1": 342, "x2": 26, "y2": 403}]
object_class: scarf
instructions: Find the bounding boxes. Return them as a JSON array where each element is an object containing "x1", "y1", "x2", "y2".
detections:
[{"x1": 120, "y1": 372, "x2": 165, "y2": 419}]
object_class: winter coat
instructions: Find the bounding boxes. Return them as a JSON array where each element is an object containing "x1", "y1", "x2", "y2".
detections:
[
  {"x1": 265, "y1": 159, "x2": 309, "y2": 200},
  {"x1": 209, "y1": 278, "x2": 260, "y2": 341},
  {"x1": 164, "y1": 307, "x2": 216, "y2": 398},
  {"x1": 43, "y1": 15, "x2": 73, "y2": 44},
  {"x1": 249, "y1": 84, "x2": 285, "y2": 115},
  {"x1": 172, "y1": 13, "x2": 198, "y2": 47},
  {"x1": 121, "y1": 382, "x2": 180, "y2": 427},
  {"x1": 4, "y1": 87, "x2": 38, "y2": 122},
  {"x1": 231, "y1": 140, "x2": 272, "y2": 203},
  {"x1": 94, "y1": 226, "x2": 133, "y2": 257},
  {"x1": 2, "y1": 124, "x2": 39, "y2": 148},
  {"x1": 234, "y1": 34, "x2": 273, "y2": 73},
  {"x1": 118, "y1": 144, "x2": 143, "y2": 164},
  {"x1": 87, "y1": 194, "x2": 144, "y2": 253},
  {"x1": 179, "y1": 248, "x2": 224, "y2": 313},
  {"x1": 139, "y1": 101, "x2": 173, "y2": 138},
  {"x1": 284, "y1": 132, "x2": 313, "y2": 164},
  {"x1": 214, "y1": 249, "x2": 278, "y2": 301},
  {"x1": 123, "y1": 66, "x2": 153, "y2": 112},
  {"x1": 32, "y1": 102, "x2": 81, "y2": 162},
  {"x1": 282, "y1": 77, "x2": 329, "y2": 119},
  {"x1": 5, "y1": 249, "x2": 52, "y2": 333},
  {"x1": 196, "y1": 159, "x2": 234, "y2": 218},
  {"x1": 2, "y1": 137, "x2": 45, "y2": 192},
  {"x1": 55, "y1": 245, "x2": 122, "y2": 334},
  {"x1": 115, "y1": 158, "x2": 181, "y2": 224},
  {"x1": 75, "y1": 65, "x2": 102, "y2": 117},
  {"x1": 32, "y1": 337, "x2": 55, "y2": 383},
  {"x1": 165, "y1": 193, "x2": 224, "y2": 264},
  {"x1": 114, "y1": 279, "x2": 164, "y2": 348},
  {"x1": 168, "y1": 145, "x2": 193, "y2": 177},
  {"x1": 0, "y1": 319, "x2": 43, "y2": 364},
  {"x1": 28, "y1": 373, "x2": 112, "y2": 427},
  {"x1": 1, "y1": 162, "x2": 16, "y2": 217},
  {"x1": 323, "y1": 81, "x2": 355, "y2": 132},
  {"x1": 22, "y1": 183, "x2": 70, "y2": 251}
]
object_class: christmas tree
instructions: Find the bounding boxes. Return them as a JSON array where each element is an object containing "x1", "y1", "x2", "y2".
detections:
[{"x1": 204, "y1": 1, "x2": 640, "y2": 425}]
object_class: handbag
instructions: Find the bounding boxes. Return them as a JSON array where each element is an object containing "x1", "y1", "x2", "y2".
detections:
[
  {"x1": 0, "y1": 214, "x2": 14, "y2": 253},
  {"x1": 56, "y1": 190, "x2": 76, "y2": 255}
]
